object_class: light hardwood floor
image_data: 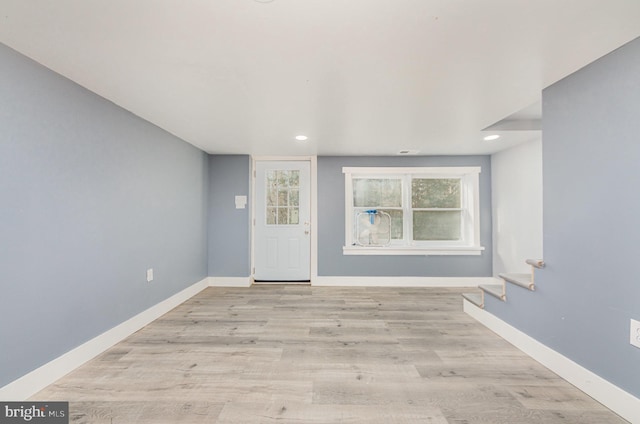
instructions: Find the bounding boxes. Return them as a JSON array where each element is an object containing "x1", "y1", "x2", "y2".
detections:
[{"x1": 32, "y1": 286, "x2": 627, "y2": 423}]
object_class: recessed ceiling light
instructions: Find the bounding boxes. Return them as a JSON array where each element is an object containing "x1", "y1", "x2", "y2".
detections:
[
  {"x1": 295, "y1": 135, "x2": 308, "y2": 141},
  {"x1": 483, "y1": 134, "x2": 501, "y2": 141}
]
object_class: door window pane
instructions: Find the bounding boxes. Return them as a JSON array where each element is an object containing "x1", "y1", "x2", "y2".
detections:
[
  {"x1": 266, "y1": 188, "x2": 277, "y2": 207},
  {"x1": 278, "y1": 208, "x2": 289, "y2": 225},
  {"x1": 413, "y1": 211, "x2": 461, "y2": 240},
  {"x1": 266, "y1": 170, "x2": 300, "y2": 225},
  {"x1": 289, "y1": 171, "x2": 299, "y2": 187},
  {"x1": 267, "y1": 207, "x2": 277, "y2": 225},
  {"x1": 267, "y1": 170, "x2": 278, "y2": 188},
  {"x1": 278, "y1": 189, "x2": 289, "y2": 207},
  {"x1": 290, "y1": 189, "x2": 299, "y2": 207},
  {"x1": 277, "y1": 170, "x2": 289, "y2": 187},
  {"x1": 290, "y1": 208, "x2": 299, "y2": 224}
]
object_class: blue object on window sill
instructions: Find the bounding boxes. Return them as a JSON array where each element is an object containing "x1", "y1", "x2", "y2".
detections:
[{"x1": 364, "y1": 209, "x2": 377, "y2": 224}]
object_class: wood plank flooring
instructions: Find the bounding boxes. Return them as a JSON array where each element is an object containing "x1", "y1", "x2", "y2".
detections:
[{"x1": 32, "y1": 286, "x2": 627, "y2": 423}]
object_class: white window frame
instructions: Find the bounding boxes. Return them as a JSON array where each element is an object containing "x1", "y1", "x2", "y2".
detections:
[{"x1": 343, "y1": 166, "x2": 484, "y2": 256}]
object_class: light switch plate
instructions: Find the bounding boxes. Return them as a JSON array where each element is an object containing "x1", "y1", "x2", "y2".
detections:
[
  {"x1": 235, "y1": 195, "x2": 247, "y2": 209},
  {"x1": 146, "y1": 268, "x2": 154, "y2": 283},
  {"x1": 630, "y1": 319, "x2": 640, "y2": 349}
]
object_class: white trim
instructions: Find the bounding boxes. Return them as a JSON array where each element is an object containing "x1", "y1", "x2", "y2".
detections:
[
  {"x1": 253, "y1": 155, "x2": 315, "y2": 162},
  {"x1": 344, "y1": 170, "x2": 353, "y2": 254},
  {"x1": 0, "y1": 278, "x2": 209, "y2": 401},
  {"x1": 342, "y1": 166, "x2": 481, "y2": 175},
  {"x1": 464, "y1": 300, "x2": 640, "y2": 424},
  {"x1": 470, "y1": 170, "x2": 481, "y2": 245},
  {"x1": 208, "y1": 276, "x2": 252, "y2": 287},
  {"x1": 250, "y1": 158, "x2": 256, "y2": 277},
  {"x1": 312, "y1": 276, "x2": 495, "y2": 287},
  {"x1": 310, "y1": 156, "x2": 318, "y2": 281},
  {"x1": 343, "y1": 246, "x2": 485, "y2": 256}
]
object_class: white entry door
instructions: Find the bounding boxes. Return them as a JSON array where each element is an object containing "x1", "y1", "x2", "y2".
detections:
[{"x1": 254, "y1": 160, "x2": 311, "y2": 281}]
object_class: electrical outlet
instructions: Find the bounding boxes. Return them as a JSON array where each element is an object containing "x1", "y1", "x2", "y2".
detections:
[
  {"x1": 631, "y1": 319, "x2": 640, "y2": 349},
  {"x1": 146, "y1": 268, "x2": 154, "y2": 283}
]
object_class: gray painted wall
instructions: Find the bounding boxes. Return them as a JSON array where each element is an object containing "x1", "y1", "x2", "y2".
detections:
[
  {"x1": 208, "y1": 155, "x2": 251, "y2": 277},
  {"x1": 486, "y1": 37, "x2": 640, "y2": 396},
  {"x1": 0, "y1": 44, "x2": 209, "y2": 387},
  {"x1": 317, "y1": 156, "x2": 493, "y2": 277}
]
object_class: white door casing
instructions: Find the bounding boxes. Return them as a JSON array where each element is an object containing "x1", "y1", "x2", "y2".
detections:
[{"x1": 254, "y1": 160, "x2": 311, "y2": 281}]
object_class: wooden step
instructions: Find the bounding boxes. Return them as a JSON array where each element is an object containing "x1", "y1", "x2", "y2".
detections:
[
  {"x1": 462, "y1": 292, "x2": 484, "y2": 309},
  {"x1": 525, "y1": 259, "x2": 545, "y2": 269},
  {"x1": 500, "y1": 273, "x2": 534, "y2": 291},
  {"x1": 479, "y1": 284, "x2": 506, "y2": 301}
]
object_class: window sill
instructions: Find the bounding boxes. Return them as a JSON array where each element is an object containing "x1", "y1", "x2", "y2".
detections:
[{"x1": 342, "y1": 245, "x2": 485, "y2": 256}]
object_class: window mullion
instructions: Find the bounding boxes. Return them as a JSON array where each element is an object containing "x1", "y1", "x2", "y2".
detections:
[
  {"x1": 344, "y1": 173, "x2": 354, "y2": 246},
  {"x1": 404, "y1": 175, "x2": 413, "y2": 246}
]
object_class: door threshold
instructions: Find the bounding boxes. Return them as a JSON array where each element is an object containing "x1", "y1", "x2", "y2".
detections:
[{"x1": 253, "y1": 280, "x2": 311, "y2": 285}]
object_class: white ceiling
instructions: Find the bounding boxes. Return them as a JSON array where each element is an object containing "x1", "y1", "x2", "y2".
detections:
[{"x1": 1, "y1": 1, "x2": 639, "y2": 156}]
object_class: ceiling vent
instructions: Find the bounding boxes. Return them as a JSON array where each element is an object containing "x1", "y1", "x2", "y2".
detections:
[{"x1": 397, "y1": 150, "x2": 419, "y2": 155}]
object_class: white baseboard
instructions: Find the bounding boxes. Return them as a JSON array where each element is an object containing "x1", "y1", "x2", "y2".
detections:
[
  {"x1": 0, "y1": 278, "x2": 209, "y2": 401},
  {"x1": 464, "y1": 299, "x2": 640, "y2": 424},
  {"x1": 208, "y1": 276, "x2": 252, "y2": 287},
  {"x1": 312, "y1": 276, "x2": 497, "y2": 287}
]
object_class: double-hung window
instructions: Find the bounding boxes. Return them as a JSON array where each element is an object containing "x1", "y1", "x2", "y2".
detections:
[{"x1": 343, "y1": 166, "x2": 484, "y2": 255}]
